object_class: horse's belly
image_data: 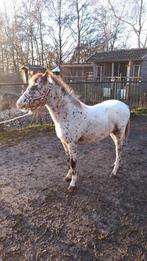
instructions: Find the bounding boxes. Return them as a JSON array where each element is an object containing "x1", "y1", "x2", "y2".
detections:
[{"x1": 78, "y1": 130, "x2": 110, "y2": 144}]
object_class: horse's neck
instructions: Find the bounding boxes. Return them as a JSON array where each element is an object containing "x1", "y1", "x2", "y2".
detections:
[{"x1": 46, "y1": 86, "x2": 74, "y2": 123}]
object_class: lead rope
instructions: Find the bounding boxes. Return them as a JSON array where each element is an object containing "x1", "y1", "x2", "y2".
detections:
[
  {"x1": 0, "y1": 112, "x2": 31, "y2": 125},
  {"x1": 0, "y1": 82, "x2": 52, "y2": 125}
]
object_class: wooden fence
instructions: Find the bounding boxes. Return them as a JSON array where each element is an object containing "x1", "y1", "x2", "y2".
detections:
[
  {"x1": 0, "y1": 83, "x2": 25, "y2": 96},
  {"x1": 0, "y1": 80, "x2": 147, "y2": 109}
]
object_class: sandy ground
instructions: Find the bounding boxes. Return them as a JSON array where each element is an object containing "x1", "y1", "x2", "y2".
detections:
[{"x1": 0, "y1": 115, "x2": 147, "y2": 260}]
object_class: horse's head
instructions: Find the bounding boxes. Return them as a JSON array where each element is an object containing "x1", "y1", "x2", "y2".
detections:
[{"x1": 16, "y1": 71, "x2": 53, "y2": 112}]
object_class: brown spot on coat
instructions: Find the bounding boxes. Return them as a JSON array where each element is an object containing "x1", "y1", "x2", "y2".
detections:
[
  {"x1": 113, "y1": 125, "x2": 120, "y2": 135},
  {"x1": 78, "y1": 136, "x2": 84, "y2": 143}
]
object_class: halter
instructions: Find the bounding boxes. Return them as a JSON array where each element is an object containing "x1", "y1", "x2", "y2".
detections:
[{"x1": 24, "y1": 83, "x2": 53, "y2": 110}]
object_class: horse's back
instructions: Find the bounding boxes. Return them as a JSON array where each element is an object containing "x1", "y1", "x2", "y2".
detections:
[
  {"x1": 102, "y1": 99, "x2": 130, "y2": 118},
  {"x1": 85, "y1": 99, "x2": 130, "y2": 119},
  {"x1": 83, "y1": 99, "x2": 130, "y2": 136},
  {"x1": 94, "y1": 99, "x2": 129, "y2": 111},
  {"x1": 99, "y1": 99, "x2": 130, "y2": 124}
]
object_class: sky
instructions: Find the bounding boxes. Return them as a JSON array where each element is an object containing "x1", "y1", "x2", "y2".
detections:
[
  {"x1": 0, "y1": 0, "x2": 147, "y2": 48},
  {"x1": 0, "y1": 0, "x2": 21, "y2": 16}
]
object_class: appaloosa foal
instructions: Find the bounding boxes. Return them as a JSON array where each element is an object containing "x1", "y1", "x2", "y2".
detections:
[{"x1": 16, "y1": 71, "x2": 130, "y2": 191}]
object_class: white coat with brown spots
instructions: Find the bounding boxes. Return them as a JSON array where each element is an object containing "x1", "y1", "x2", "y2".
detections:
[{"x1": 16, "y1": 70, "x2": 130, "y2": 192}]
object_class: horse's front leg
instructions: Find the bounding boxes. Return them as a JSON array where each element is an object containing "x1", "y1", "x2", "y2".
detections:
[
  {"x1": 62, "y1": 142, "x2": 72, "y2": 182},
  {"x1": 67, "y1": 143, "x2": 77, "y2": 192}
]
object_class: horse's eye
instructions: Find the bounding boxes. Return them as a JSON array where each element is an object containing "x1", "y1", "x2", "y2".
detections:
[{"x1": 31, "y1": 85, "x2": 38, "y2": 91}]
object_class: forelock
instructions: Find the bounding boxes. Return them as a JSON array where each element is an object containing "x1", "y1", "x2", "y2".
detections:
[{"x1": 29, "y1": 73, "x2": 43, "y2": 85}]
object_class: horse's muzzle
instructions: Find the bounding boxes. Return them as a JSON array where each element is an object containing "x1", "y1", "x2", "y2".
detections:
[{"x1": 16, "y1": 96, "x2": 29, "y2": 111}]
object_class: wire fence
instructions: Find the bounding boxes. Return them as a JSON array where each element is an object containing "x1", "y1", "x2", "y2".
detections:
[
  {"x1": 0, "y1": 80, "x2": 147, "y2": 129},
  {"x1": 0, "y1": 80, "x2": 147, "y2": 109},
  {"x1": 69, "y1": 80, "x2": 147, "y2": 109}
]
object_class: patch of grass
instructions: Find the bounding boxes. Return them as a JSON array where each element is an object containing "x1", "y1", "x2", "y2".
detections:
[
  {"x1": 0, "y1": 123, "x2": 55, "y2": 145},
  {"x1": 131, "y1": 107, "x2": 147, "y2": 115}
]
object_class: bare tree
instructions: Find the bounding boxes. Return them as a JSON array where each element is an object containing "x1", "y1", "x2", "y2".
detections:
[
  {"x1": 91, "y1": 2, "x2": 129, "y2": 51},
  {"x1": 0, "y1": 2, "x2": 24, "y2": 71},
  {"x1": 0, "y1": 15, "x2": 6, "y2": 71},
  {"x1": 16, "y1": 0, "x2": 48, "y2": 66},
  {"x1": 1, "y1": 0, "x2": 66, "y2": 70},
  {"x1": 1, "y1": 0, "x2": 147, "y2": 74},
  {"x1": 44, "y1": 0, "x2": 75, "y2": 64},
  {"x1": 109, "y1": 0, "x2": 147, "y2": 48},
  {"x1": 67, "y1": 0, "x2": 94, "y2": 63}
]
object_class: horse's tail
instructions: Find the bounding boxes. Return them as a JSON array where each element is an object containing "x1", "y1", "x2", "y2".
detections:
[{"x1": 125, "y1": 120, "x2": 130, "y2": 140}]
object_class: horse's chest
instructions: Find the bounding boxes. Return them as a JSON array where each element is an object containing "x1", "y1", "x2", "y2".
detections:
[{"x1": 55, "y1": 121, "x2": 76, "y2": 139}]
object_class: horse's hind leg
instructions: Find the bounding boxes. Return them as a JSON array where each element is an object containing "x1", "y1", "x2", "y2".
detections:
[{"x1": 110, "y1": 131, "x2": 123, "y2": 176}]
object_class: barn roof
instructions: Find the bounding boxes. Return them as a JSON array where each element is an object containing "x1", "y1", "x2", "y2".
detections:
[
  {"x1": 87, "y1": 48, "x2": 147, "y2": 63},
  {"x1": 21, "y1": 64, "x2": 46, "y2": 72},
  {"x1": 52, "y1": 66, "x2": 61, "y2": 73},
  {"x1": 60, "y1": 63, "x2": 92, "y2": 67}
]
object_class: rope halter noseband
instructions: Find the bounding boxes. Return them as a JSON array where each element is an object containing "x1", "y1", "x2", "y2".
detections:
[{"x1": 23, "y1": 82, "x2": 53, "y2": 110}]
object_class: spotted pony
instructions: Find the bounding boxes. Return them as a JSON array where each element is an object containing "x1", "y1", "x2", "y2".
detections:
[{"x1": 16, "y1": 70, "x2": 130, "y2": 192}]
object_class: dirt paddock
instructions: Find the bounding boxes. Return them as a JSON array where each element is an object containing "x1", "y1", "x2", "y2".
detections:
[{"x1": 0, "y1": 115, "x2": 147, "y2": 260}]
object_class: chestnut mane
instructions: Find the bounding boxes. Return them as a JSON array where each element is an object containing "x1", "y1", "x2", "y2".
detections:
[
  {"x1": 47, "y1": 70, "x2": 74, "y2": 95},
  {"x1": 29, "y1": 73, "x2": 43, "y2": 84},
  {"x1": 47, "y1": 70, "x2": 82, "y2": 106}
]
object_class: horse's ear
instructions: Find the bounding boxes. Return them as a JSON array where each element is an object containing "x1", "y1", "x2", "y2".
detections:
[
  {"x1": 41, "y1": 70, "x2": 48, "y2": 83},
  {"x1": 44, "y1": 70, "x2": 49, "y2": 78}
]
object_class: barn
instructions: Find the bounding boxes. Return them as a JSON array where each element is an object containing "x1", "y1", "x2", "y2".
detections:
[
  {"x1": 87, "y1": 48, "x2": 147, "y2": 86},
  {"x1": 60, "y1": 63, "x2": 93, "y2": 82},
  {"x1": 21, "y1": 64, "x2": 46, "y2": 83},
  {"x1": 61, "y1": 48, "x2": 147, "y2": 83}
]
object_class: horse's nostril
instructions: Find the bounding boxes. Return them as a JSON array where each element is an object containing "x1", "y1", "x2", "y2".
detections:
[
  {"x1": 16, "y1": 100, "x2": 20, "y2": 106},
  {"x1": 16, "y1": 102, "x2": 21, "y2": 108},
  {"x1": 16, "y1": 99, "x2": 24, "y2": 108}
]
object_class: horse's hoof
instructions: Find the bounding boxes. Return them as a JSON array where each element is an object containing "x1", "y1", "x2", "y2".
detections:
[
  {"x1": 110, "y1": 170, "x2": 117, "y2": 177},
  {"x1": 110, "y1": 171, "x2": 118, "y2": 178},
  {"x1": 64, "y1": 176, "x2": 72, "y2": 182},
  {"x1": 68, "y1": 185, "x2": 76, "y2": 192}
]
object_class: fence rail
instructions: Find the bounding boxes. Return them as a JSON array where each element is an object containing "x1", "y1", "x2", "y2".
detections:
[
  {"x1": 0, "y1": 81, "x2": 147, "y2": 109},
  {"x1": 68, "y1": 80, "x2": 147, "y2": 109},
  {"x1": 0, "y1": 83, "x2": 26, "y2": 96}
]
